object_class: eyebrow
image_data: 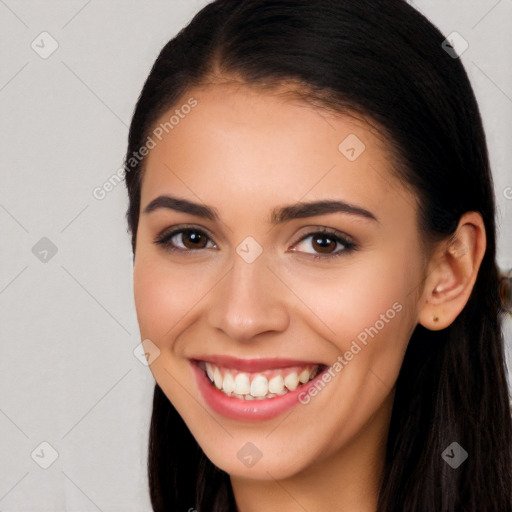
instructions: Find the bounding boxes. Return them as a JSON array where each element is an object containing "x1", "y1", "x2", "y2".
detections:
[{"x1": 143, "y1": 195, "x2": 378, "y2": 224}]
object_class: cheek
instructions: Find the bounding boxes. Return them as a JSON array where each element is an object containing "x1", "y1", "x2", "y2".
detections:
[
  {"x1": 133, "y1": 251, "x2": 217, "y2": 348},
  {"x1": 287, "y1": 252, "x2": 418, "y2": 388},
  {"x1": 291, "y1": 260, "x2": 411, "y2": 339},
  {"x1": 133, "y1": 253, "x2": 182, "y2": 343}
]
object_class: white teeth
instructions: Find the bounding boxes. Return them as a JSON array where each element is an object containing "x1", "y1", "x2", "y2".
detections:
[
  {"x1": 222, "y1": 372, "x2": 235, "y2": 394},
  {"x1": 268, "y1": 375, "x2": 285, "y2": 394},
  {"x1": 206, "y1": 362, "x2": 214, "y2": 381},
  {"x1": 298, "y1": 368, "x2": 311, "y2": 384},
  {"x1": 213, "y1": 367, "x2": 223, "y2": 390},
  {"x1": 234, "y1": 373, "x2": 251, "y2": 395},
  {"x1": 202, "y1": 362, "x2": 321, "y2": 399},
  {"x1": 250, "y1": 375, "x2": 269, "y2": 397},
  {"x1": 284, "y1": 372, "x2": 299, "y2": 391}
]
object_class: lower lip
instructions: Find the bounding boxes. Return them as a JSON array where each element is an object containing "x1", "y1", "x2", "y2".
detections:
[{"x1": 191, "y1": 360, "x2": 326, "y2": 421}]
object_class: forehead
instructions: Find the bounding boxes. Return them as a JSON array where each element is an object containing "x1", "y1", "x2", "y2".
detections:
[{"x1": 140, "y1": 82, "x2": 415, "y2": 225}]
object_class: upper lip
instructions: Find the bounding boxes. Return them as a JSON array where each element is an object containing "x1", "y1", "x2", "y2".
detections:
[{"x1": 192, "y1": 355, "x2": 325, "y2": 372}]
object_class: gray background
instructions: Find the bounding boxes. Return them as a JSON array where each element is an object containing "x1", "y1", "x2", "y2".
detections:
[{"x1": 0, "y1": 1, "x2": 511, "y2": 510}]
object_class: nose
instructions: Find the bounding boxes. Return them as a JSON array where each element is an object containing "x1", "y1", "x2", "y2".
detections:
[{"x1": 206, "y1": 251, "x2": 290, "y2": 343}]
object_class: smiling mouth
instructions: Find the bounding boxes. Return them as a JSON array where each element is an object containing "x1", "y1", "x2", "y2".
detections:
[{"x1": 197, "y1": 360, "x2": 326, "y2": 400}]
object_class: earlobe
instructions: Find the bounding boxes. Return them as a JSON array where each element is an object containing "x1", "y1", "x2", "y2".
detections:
[{"x1": 417, "y1": 211, "x2": 486, "y2": 331}]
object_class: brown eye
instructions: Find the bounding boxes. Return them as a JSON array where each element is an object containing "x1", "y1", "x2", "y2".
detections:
[
  {"x1": 311, "y1": 234, "x2": 338, "y2": 254},
  {"x1": 179, "y1": 230, "x2": 209, "y2": 249},
  {"x1": 155, "y1": 227, "x2": 216, "y2": 253},
  {"x1": 291, "y1": 229, "x2": 357, "y2": 260}
]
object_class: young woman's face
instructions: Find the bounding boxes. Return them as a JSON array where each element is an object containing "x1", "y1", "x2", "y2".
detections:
[{"x1": 133, "y1": 82, "x2": 429, "y2": 480}]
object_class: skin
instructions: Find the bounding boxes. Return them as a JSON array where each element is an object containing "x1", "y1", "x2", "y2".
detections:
[{"x1": 132, "y1": 80, "x2": 486, "y2": 512}]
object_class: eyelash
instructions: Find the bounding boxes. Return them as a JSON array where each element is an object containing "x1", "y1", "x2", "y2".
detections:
[{"x1": 154, "y1": 225, "x2": 357, "y2": 261}]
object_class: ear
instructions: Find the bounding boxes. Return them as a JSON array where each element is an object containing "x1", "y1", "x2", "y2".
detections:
[{"x1": 417, "y1": 211, "x2": 487, "y2": 331}]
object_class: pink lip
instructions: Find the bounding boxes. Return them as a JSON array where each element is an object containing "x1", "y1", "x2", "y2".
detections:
[
  {"x1": 191, "y1": 359, "x2": 327, "y2": 422},
  {"x1": 191, "y1": 355, "x2": 323, "y2": 372}
]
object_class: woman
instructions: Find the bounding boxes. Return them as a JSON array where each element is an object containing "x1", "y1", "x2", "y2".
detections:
[{"x1": 124, "y1": 1, "x2": 512, "y2": 510}]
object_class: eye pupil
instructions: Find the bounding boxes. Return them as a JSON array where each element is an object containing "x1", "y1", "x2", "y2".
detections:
[
  {"x1": 182, "y1": 230, "x2": 208, "y2": 249},
  {"x1": 312, "y1": 235, "x2": 336, "y2": 254}
]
